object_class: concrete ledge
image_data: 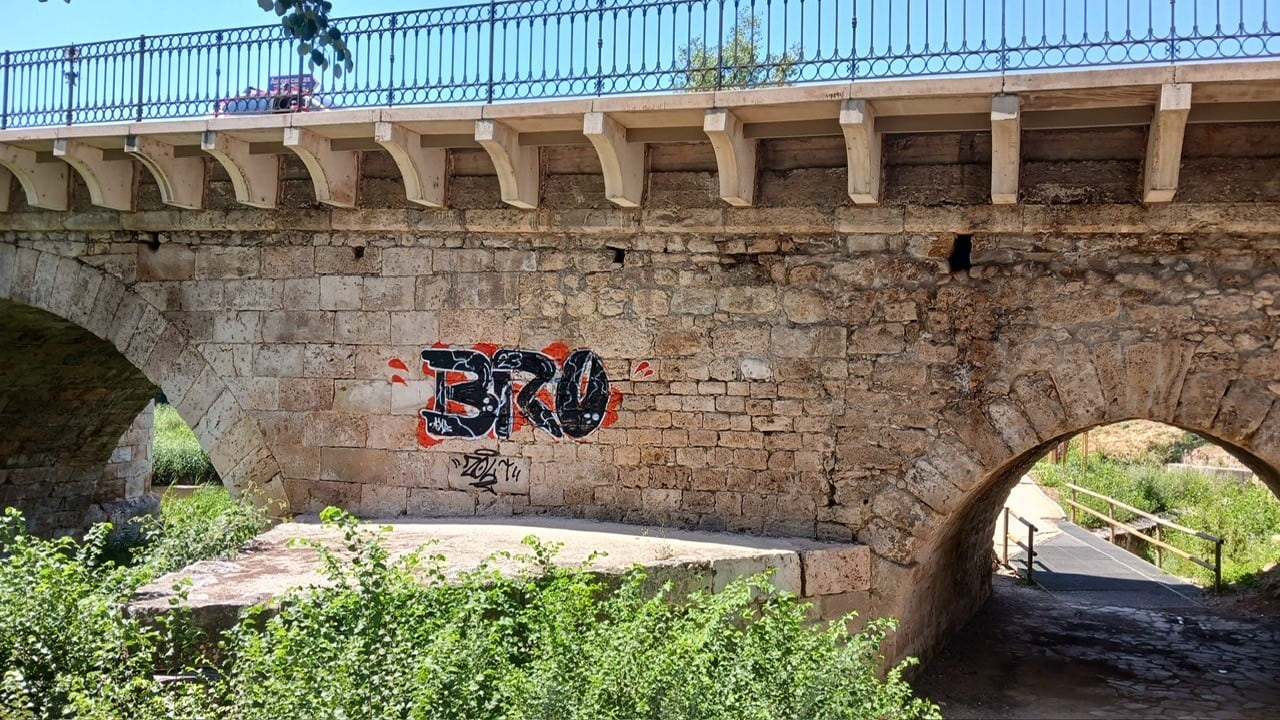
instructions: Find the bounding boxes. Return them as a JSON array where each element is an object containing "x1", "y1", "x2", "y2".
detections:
[{"x1": 128, "y1": 516, "x2": 870, "y2": 633}]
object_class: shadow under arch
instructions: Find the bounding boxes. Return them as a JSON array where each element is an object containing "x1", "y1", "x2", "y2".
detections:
[{"x1": 0, "y1": 245, "x2": 287, "y2": 533}]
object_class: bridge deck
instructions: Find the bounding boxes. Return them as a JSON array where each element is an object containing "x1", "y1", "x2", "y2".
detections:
[{"x1": 1024, "y1": 522, "x2": 1203, "y2": 607}]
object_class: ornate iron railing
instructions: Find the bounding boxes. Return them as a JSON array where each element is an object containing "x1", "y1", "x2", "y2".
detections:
[{"x1": 3, "y1": 0, "x2": 1279, "y2": 129}]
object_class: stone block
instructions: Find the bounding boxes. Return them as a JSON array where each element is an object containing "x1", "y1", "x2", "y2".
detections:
[
  {"x1": 319, "y1": 275, "x2": 363, "y2": 311},
  {"x1": 801, "y1": 545, "x2": 871, "y2": 595},
  {"x1": 359, "y1": 484, "x2": 408, "y2": 517},
  {"x1": 407, "y1": 488, "x2": 477, "y2": 516}
]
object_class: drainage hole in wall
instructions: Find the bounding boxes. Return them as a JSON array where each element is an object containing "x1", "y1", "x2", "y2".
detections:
[
  {"x1": 352, "y1": 246, "x2": 365, "y2": 260},
  {"x1": 949, "y1": 234, "x2": 973, "y2": 273},
  {"x1": 612, "y1": 248, "x2": 626, "y2": 266}
]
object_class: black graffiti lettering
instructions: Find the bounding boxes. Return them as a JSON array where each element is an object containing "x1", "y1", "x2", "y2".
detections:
[
  {"x1": 451, "y1": 448, "x2": 521, "y2": 495},
  {"x1": 555, "y1": 349, "x2": 612, "y2": 439},
  {"x1": 494, "y1": 349, "x2": 563, "y2": 438},
  {"x1": 420, "y1": 348, "x2": 500, "y2": 438},
  {"x1": 414, "y1": 345, "x2": 613, "y2": 442}
]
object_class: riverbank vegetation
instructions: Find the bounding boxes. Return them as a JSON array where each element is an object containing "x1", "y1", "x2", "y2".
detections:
[
  {"x1": 1, "y1": 500, "x2": 939, "y2": 719},
  {"x1": 152, "y1": 403, "x2": 219, "y2": 487}
]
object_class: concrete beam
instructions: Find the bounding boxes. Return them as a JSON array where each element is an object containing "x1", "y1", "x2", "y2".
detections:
[
  {"x1": 1143, "y1": 83, "x2": 1193, "y2": 203},
  {"x1": 124, "y1": 135, "x2": 205, "y2": 210},
  {"x1": 0, "y1": 143, "x2": 68, "y2": 211},
  {"x1": 373, "y1": 121, "x2": 447, "y2": 208},
  {"x1": 840, "y1": 99, "x2": 882, "y2": 205},
  {"x1": 52, "y1": 139, "x2": 135, "y2": 212},
  {"x1": 583, "y1": 111, "x2": 646, "y2": 208},
  {"x1": 990, "y1": 94, "x2": 1021, "y2": 205},
  {"x1": 200, "y1": 131, "x2": 280, "y2": 209},
  {"x1": 283, "y1": 126, "x2": 360, "y2": 208},
  {"x1": 703, "y1": 108, "x2": 756, "y2": 207},
  {"x1": 475, "y1": 119, "x2": 539, "y2": 209}
]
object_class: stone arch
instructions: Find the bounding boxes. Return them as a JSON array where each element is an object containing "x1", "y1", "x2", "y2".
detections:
[
  {"x1": 882, "y1": 337, "x2": 1280, "y2": 665},
  {"x1": 0, "y1": 244, "x2": 287, "y2": 531}
]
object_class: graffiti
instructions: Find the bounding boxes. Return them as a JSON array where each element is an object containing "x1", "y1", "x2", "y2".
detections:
[
  {"x1": 388, "y1": 342, "x2": 621, "y2": 447},
  {"x1": 451, "y1": 449, "x2": 521, "y2": 495}
]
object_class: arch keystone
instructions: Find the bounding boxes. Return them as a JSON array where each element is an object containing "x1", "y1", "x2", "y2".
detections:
[
  {"x1": 124, "y1": 135, "x2": 206, "y2": 210},
  {"x1": 583, "y1": 111, "x2": 645, "y2": 208},
  {"x1": 703, "y1": 108, "x2": 756, "y2": 207},
  {"x1": 283, "y1": 126, "x2": 360, "y2": 208},
  {"x1": 374, "y1": 121, "x2": 446, "y2": 208},
  {"x1": 840, "y1": 99, "x2": 881, "y2": 205},
  {"x1": 990, "y1": 94, "x2": 1021, "y2": 205},
  {"x1": 475, "y1": 119, "x2": 539, "y2": 209},
  {"x1": 201, "y1": 131, "x2": 280, "y2": 209},
  {"x1": 1143, "y1": 83, "x2": 1192, "y2": 203},
  {"x1": 0, "y1": 141, "x2": 70, "y2": 211},
  {"x1": 52, "y1": 139, "x2": 136, "y2": 211}
]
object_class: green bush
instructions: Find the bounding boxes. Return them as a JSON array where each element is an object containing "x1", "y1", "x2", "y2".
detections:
[
  {"x1": 1034, "y1": 452, "x2": 1280, "y2": 587},
  {"x1": 152, "y1": 403, "x2": 219, "y2": 486},
  {"x1": 1, "y1": 505, "x2": 939, "y2": 719},
  {"x1": 214, "y1": 509, "x2": 939, "y2": 720}
]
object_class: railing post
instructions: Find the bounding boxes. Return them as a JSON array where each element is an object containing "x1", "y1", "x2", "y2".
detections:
[
  {"x1": 1170, "y1": 0, "x2": 1179, "y2": 62},
  {"x1": 1, "y1": 50, "x2": 9, "y2": 130},
  {"x1": 1025, "y1": 523, "x2": 1035, "y2": 584},
  {"x1": 716, "y1": 0, "x2": 725, "y2": 91},
  {"x1": 486, "y1": 0, "x2": 496, "y2": 103},
  {"x1": 388, "y1": 15, "x2": 398, "y2": 106},
  {"x1": 1070, "y1": 486, "x2": 1077, "y2": 524},
  {"x1": 64, "y1": 45, "x2": 79, "y2": 126},
  {"x1": 135, "y1": 35, "x2": 146, "y2": 123},
  {"x1": 1213, "y1": 539, "x2": 1223, "y2": 593},
  {"x1": 594, "y1": 0, "x2": 605, "y2": 96},
  {"x1": 1155, "y1": 524, "x2": 1163, "y2": 567}
]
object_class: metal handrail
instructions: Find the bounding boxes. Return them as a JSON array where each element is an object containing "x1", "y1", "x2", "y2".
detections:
[
  {"x1": 3, "y1": 0, "x2": 1280, "y2": 129},
  {"x1": 1001, "y1": 507, "x2": 1038, "y2": 584},
  {"x1": 1066, "y1": 482, "x2": 1224, "y2": 592}
]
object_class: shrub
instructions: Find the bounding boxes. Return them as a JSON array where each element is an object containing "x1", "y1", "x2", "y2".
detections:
[
  {"x1": 152, "y1": 403, "x2": 219, "y2": 486},
  {"x1": 214, "y1": 509, "x2": 940, "y2": 720}
]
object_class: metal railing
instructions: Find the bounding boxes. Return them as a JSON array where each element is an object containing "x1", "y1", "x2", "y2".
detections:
[
  {"x1": 3, "y1": 0, "x2": 1279, "y2": 129},
  {"x1": 1066, "y1": 482, "x2": 1224, "y2": 592},
  {"x1": 1001, "y1": 507, "x2": 1038, "y2": 584}
]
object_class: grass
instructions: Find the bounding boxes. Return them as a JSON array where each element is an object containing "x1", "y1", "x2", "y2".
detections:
[
  {"x1": 1034, "y1": 450, "x2": 1280, "y2": 587},
  {"x1": 152, "y1": 403, "x2": 219, "y2": 486}
]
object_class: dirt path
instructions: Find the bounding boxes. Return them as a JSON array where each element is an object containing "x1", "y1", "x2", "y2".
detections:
[{"x1": 913, "y1": 576, "x2": 1280, "y2": 719}]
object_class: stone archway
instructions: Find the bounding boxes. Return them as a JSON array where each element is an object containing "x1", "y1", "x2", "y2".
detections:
[
  {"x1": 0, "y1": 244, "x2": 287, "y2": 532},
  {"x1": 881, "y1": 332, "x2": 1280, "y2": 665}
]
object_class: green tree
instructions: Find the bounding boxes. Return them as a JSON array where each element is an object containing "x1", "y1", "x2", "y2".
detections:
[
  {"x1": 678, "y1": 12, "x2": 799, "y2": 91},
  {"x1": 38, "y1": 0, "x2": 352, "y2": 75}
]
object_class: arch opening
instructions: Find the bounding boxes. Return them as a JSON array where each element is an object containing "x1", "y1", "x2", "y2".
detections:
[
  {"x1": 0, "y1": 248, "x2": 287, "y2": 532},
  {"x1": 913, "y1": 419, "x2": 1280, "y2": 716}
]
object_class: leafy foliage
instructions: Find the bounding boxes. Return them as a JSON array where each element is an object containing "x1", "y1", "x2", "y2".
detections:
[
  {"x1": 152, "y1": 403, "x2": 218, "y2": 487},
  {"x1": 257, "y1": 0, "x2": 353, "y2": 76},
  {"x1": 679, "y1": 12, "x2": 799, "y2": 91},
  {"x1": 215, "y1": 509, "x2": 939, "y2": 720},
  {"x1": 1035, "y1": 451, "x2": 1280, "y2": 586},
  {"x1": 0, "y1": 505, "x2": 938, "y2": 719}
]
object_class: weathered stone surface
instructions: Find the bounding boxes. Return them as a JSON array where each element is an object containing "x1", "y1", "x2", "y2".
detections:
[{"x1": 800, "y1": 545, "x2": 871, "y2": 595}]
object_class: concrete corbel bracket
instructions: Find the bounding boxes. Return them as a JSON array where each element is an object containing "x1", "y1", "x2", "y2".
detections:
[
  {"x1": 840, "y1": 99, "x2": 882, "y2": 205},
  {"x1": 0, "y1": 166, "x2": 11, "y2": 213},
  {"x1": 990, "y1": 94, "x2": 1021, "y2": 205},
  {"x1": 1144, "y1": 83, "x2": 1192, "y2": 204},
  {"x1": 283, "y1": 126, "x2": 360, "y2": 208},
  {"x1": 52, "y1": 138, "x2": 136, "y2": 212},
  {"x1": 373, "y1": 121, "x2": 447, "y2": 208},
  {"x1": 475, "y1": 119, "x2": 539, "y2": 209},
  {"x1": 703, "y1": 108, "x2": 757, "y2": 207},
  {"x1": 0, "y1": 142, "x2": 69, "y2": 211},
  {"x1": 583, "y1": 111, "x2": 646, "y2": 208},
  {"x1": 200, "y1": 131, "x2": 280, "y2": 209},
  {"x1": 124, "y1": 135, "x2": 206, "y2": 210}
]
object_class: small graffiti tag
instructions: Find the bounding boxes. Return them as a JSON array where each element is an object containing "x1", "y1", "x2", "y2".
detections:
[
  {"x1": 451, "y1": 449, "x2": 521, "y2": 495},
  {"x1": 389, "y1": 342, "x2": 621, "y2": 448}
]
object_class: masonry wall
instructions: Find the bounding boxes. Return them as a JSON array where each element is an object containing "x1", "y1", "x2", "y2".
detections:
[{"x1": 4, "y1": 123, "x2": 1280, "y2": 660}]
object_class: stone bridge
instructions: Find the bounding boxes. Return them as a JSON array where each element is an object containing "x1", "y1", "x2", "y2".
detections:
[{"x1": 4, "y1": 61, "x2": 1280, "y2": 662}]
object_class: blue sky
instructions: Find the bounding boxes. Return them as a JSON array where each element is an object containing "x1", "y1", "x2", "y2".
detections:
[{"x1": 2, "y1": 1, "x2": 441, "y2": 51}]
